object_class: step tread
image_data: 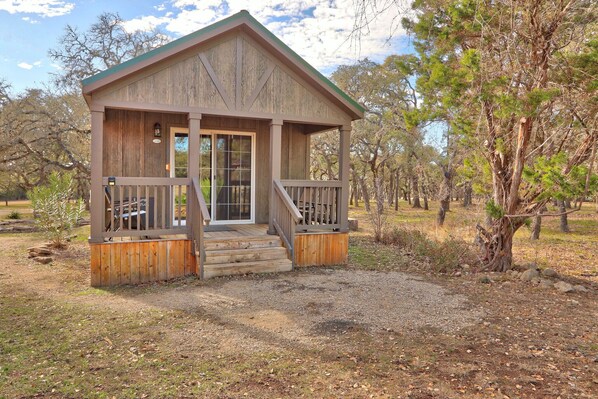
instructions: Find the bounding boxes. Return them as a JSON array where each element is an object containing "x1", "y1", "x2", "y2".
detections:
[
  {"x1": 204, "y1": 247, "x2": 289, "y2": 265},
  {"x1": 205, "y1": 259, "x2": 292, "y2": 269},
  {"x1": 203, "y1": 259, "x2": 292, "y2": 278},
  {"x1": 204, "y1": 235, "x2": 281, "y2": 243}
]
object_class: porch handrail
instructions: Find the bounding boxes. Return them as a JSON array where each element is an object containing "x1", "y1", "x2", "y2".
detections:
[
  {"x1": 190, "y1": 177, "x2": 211, "y2": 279},
  {"x1": 272, "y1": 179, "x2": 303, "y2": 267},
  {"x1": 191, "y1": 177, "x2": 211, "y2": 225}
]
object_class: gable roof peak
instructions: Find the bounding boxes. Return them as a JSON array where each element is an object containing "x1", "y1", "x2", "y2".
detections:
[{"x1": 82, "y1": 10, "x2": 364, "y2": 118}]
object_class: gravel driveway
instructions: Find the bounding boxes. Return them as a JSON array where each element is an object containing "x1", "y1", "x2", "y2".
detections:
[{"x1": 126, "y1": 269, "x2": 484, "y2": 347}]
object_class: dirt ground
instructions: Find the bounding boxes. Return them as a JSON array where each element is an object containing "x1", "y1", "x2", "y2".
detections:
[{"x1": 1, "y1": 226, "x2": 597, "y2": 398}]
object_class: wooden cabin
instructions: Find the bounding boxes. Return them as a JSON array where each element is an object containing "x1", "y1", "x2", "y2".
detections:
[{"x1": 83, "y1": 10, "x2": 364, "y2": 286}]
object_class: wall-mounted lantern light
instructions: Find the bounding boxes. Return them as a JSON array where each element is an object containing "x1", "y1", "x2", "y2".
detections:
[
  {"x1": 153, "y1": 122, "x2": 162, "y2": 143},
  {"x1": 108, "y1": 176, "x2": 116, "y2": 186},
  {"x1": 153, "y1": 122, "x2": 162, "y2": 137}
]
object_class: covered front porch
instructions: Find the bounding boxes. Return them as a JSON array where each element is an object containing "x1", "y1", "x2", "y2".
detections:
[{"x1": 88, "y1": 109, "x2": 351, "y2": 286}]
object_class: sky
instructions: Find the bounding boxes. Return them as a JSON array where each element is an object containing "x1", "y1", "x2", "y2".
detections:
[{"x1": 0, "y1": 0, "x2": 413, "y2": 94}]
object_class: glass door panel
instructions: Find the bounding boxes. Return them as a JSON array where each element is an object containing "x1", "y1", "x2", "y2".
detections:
[
  {"x1": 173, "y1": 132, "x2": 188, "y2": 225},
  {"x1": 213, "y1": 134, "x2": 252, "y2": 222},
  {"x1": 199, "y1": 134, "x2": 212, "y2": 215}
]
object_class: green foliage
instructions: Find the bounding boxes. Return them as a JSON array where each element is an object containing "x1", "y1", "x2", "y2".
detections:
[
  {"x1": 6, "y1": 211, "x2": 21, "y2": 220},
  {"x1": 522, "y1": 153, "x2": 598, "y2": 201},
  {"x1": 27, "y1": 172, "x2": 84, "y2": 247},
  {"x1": 460, "y1": 155, "x2": 492, "y2": 195},
  {"x1": 485, "y1": 199, "x2": 504, "y2": 220}
]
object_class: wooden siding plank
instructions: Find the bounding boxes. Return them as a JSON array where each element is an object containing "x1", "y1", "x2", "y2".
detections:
[
  {"x1": 90, "y1": 245, "x2": 102, "y2": 287},
  {"x1": 120, "y1": 243, "x2": 131, "y2": 284},
  {"x1": 149, "y1": 241, "x2": 159, "y2": 282},
  {"x1": 100, "y1": 245, "x2": 111, "y2": 286},
  {"x1": 139, "y1": 242, "x2": 150, "y2": 283},
  {"x1": 158, "y1": 241, "x2": 168, "y2": 281},
  {"x1": 110, "y1": 242, "x2": 121, "y2": 285}
]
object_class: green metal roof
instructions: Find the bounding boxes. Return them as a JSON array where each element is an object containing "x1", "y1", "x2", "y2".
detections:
[{"x1": 82, "y1": 10, "x2": 365, "y2": 115}]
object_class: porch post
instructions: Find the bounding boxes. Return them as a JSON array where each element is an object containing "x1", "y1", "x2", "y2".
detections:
[
  {"x1": 268, "y1": 119, "x2": 283, "y2": 234},
  {"x1": 89, "y1": 105, "x2": 105, "y2": 243},
  {"x1": 338, "y1": 124, "x2": 351, "y2": 232},
  {"x1": 188, "y1": 113, "x2": 202, "y2": 233},
  {"x1": 188, "y1": 113, "x2": 202, "y2": 179}
]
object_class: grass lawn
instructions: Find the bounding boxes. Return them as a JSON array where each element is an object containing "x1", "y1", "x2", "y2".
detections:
[
  {"x1": 0, "y1": 200, "x2": 33, "y2": 220},
  {"x1": 1, "y1": 201, "x2": 597, "y2": 398}
]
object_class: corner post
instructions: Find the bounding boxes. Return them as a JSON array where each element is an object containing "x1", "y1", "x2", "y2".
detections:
[
  {"x1": 338, "y1": 125, "x2": 351, "y2": 232},
  {"x1": 188, "y1": 113, "x2": 202, "y2": 234},
  {"x1": 89, "y1": 106, "x2": 105, "y2": 243},
  {"x1": 268, "y1": 119, "x2": 283, "y2": 235}
]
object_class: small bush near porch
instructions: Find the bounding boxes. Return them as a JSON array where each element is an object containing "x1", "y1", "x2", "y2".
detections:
[{"x1": 1, "y1": 201, "x2": 596, "y2": 398}]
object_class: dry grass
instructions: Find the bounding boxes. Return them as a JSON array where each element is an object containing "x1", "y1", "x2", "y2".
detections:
[{"x1": 350, "y1": 200, "x2": 598, "y2": 281}]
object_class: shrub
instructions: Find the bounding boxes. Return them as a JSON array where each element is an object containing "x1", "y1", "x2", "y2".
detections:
[
  {"x1": 27, "y1": 172, "x2": 84, "y2": 247},
  {"x1": 7, "y1": 210, "x2": 21, "y2": 220},
  {"x1": 381, "y1": 226, "x2": 479, "y2": 273}
]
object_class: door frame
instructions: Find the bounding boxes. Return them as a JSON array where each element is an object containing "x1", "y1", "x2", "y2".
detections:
[{"x1": 169, "y1": 127, "x2": 256, "y2": 225}]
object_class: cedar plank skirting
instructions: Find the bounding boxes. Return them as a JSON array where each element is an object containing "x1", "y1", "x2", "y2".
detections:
[
  {"x1": 90, "y1": 239, "x2": 197, "y2": 287},
  {"x1": 293, "y1": 232, "x2": 348, "y2": 267}
]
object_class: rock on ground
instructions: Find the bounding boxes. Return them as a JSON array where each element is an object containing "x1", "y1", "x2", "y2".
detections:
[
  {"x1": 520, "y1": 268, "x2": 540, "y2": 281},
  {"x1": 542, "y1": 268, "x2": 558, "y2": 278},
  {"x1": 33, "y1": 257, "x2": 53, "y2": 265},
  {"x1": 554, "y1": 281, "x2": 574, "y2": 293}
]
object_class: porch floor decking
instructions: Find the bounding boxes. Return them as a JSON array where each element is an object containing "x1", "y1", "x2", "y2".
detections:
[{"x1": 203, "y1": 224, "x2": 270, "y2": 240}]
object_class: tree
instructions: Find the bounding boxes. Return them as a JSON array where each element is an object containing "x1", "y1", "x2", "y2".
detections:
[
  {"x1": 404, "y1": 0, "x2": 597, "y2": 271},
  {"x1": 48, "y1": 12, "x2": 168, "y2": 89}
]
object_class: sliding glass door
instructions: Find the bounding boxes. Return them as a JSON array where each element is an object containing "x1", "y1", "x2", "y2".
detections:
[{"x1": 170, "y1": 129, "x2": 254, "y2": 224}]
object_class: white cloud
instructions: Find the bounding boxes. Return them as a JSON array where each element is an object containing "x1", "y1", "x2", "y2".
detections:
[
  {"x1": 0, "y1": 0, "x2": 75, "y2": 18},
  {"x1": 17, "y1": 60, "x2": 42, "y2": 70},
  {"x1": 17, "y1": 62, "x2": 33, "y2": 70},
  {"x1": 124, "y1": 0, "x2": 411, "y2": 72}
]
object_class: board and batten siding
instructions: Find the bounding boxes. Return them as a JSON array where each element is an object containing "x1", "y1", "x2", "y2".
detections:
[
  {"x1": 92, "y1": 32, "x2": 348, "y2": 125},
  {"x1": 102, "y1": 110, "x2": 309, "y2": 224}
]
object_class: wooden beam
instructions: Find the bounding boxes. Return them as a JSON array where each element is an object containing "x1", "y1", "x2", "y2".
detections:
[
  {"x1": 198, "y1": 53, "x2": 234, "y2": 110},
  {"x1": 268, "y1": 119, "x2": 283, "y2": 234},
  {"x1": 89, "y1": 108, "x2": 105, "y2": 243},
  {"x1": 243, "y1": 62, "x2": 275, "y2": 111},
  {"x1": 338, "y1": 126, "x2": 351, "y2": 232},
  {"x1": 235, "y1": 36, "x2": 243, "y2": 110}
]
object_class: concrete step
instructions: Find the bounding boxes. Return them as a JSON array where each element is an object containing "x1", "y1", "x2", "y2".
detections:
[
  {"x1": 204, "y1": 246, "x2": 288, "y2": 265},
  {"x1": 203, "y1": 235, "x2": 283, "y2": 251},
  {"x1": 203, "y1": 259, "x2": 292, "y2": 279}
]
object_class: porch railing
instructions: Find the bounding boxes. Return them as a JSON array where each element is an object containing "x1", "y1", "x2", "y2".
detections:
[
  {"x1": 272, "y1": 179, "x2": 303, "y2": 265},
  {"x1": 189, "y1": 177, "x2": 211, "y2": 278},
  {"x1": 281, "y1": 180, "x2": 342, "y2": 231},
  {"x1": 101, "y1": 177, "x2": 189, "y2": 239}
]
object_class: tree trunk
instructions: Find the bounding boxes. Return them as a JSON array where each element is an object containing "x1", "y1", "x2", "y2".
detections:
[
  {"x1": 530, "y1": 206, "x2": 546, "y2": 240},
  {"x1": 564, "y1": 199, "x2": 572, "y2": 209},
  {"x1": 360, "y1": 176, "x2": 371, "y2": 212},
  {"x1": 411, "y1": 174, "x2": 421, "y2": 208},
  {"x1": 558, "y1": 200, "x2": 570, "y2": 232},
  {"x1": 394, "y1": 171, "x2": 399, "y2": 211},
  {"x1": 477, "y1": 218, "x2": 520, "y2": 272},
  {"x1": 437, "y1": 169, "x2": 451, "y2": 226},
  {"x1": 463, "y1": 183, "x2": 472, "y2": 207}
]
